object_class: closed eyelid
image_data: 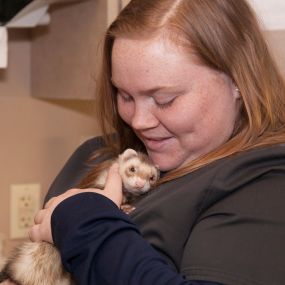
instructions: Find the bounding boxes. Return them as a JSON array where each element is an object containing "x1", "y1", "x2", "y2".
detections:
[
  {"x1": 156, "y1": 97, "x2": 175, "y2": 104},
  {"x1": 117, "y1": 91, "x2": 133, "y2": 102},
  {"x1": 153, "y1": 92, "x2": 182, "y2": 104},
  {"x1": 155, "y1": 98, "x2": 175, "y2": 109}
]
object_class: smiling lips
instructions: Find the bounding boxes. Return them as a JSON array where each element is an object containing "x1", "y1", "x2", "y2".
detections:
[{"x1": 141, "y1": 136, "x2": 173, "y2": 151}]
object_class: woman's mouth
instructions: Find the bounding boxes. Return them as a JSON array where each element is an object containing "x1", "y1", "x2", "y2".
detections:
[{"x1": 142, "y1": 136, "x2": 173, "y2": 151}]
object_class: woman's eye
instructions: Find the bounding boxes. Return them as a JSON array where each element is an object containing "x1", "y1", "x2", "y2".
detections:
[
  {"x1": 118, "y1": 92, "x2": 133, "y2": 102},
  {"x1": 155, "y1": 98, "x2": 175, "y2": 109}
]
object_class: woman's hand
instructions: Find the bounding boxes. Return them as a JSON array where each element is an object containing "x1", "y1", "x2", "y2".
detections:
[{"x1": 29, "y1": 163, "x2": 122, "y2": 243}]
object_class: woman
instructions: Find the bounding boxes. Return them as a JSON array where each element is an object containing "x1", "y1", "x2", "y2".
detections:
[{"x1": 5, "y1": 0, "x2": 285, "y2": 284}]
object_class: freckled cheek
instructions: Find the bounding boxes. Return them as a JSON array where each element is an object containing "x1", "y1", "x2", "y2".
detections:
[{"x1": 162, "y1": 105, "x2": 198, "y2": 134}]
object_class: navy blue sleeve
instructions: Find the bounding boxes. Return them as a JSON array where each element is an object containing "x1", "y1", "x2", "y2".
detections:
[{"x1": 51, "y1": 192, "x2": 223, "y2": 285}]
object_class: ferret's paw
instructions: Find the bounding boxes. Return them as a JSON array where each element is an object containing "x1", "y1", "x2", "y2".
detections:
[{"x1": 121, "y1": 204, "x2": 136, "y2": 214}]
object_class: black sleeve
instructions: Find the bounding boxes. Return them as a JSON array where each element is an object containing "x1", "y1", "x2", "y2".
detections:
[
  {"x1": 180, "y1": 170, "x2": 285, "y2": 285},
  {"x1": 44, "y1": 137, "x2": 105, "y2": 204},
  {"x1": 51, "y1": 192, "x2": 223, "y2": 285}
]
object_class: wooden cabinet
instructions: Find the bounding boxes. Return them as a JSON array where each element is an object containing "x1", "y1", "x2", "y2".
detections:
[{"x1": 31, "y1": 0, "x2": 126, "y2": 99}]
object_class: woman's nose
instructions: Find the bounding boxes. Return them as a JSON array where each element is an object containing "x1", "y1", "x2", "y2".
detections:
[{"x1": 131, "y1": 104, "x2": 159, "y2": 130}]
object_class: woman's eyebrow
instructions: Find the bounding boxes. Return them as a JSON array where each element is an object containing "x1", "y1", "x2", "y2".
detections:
[
  {"x1": 111, "y1": 79, "x2": 183, "y2": 95},
  {"x1": 139, "y1": 86, "x2": 182, "y2": 95}
]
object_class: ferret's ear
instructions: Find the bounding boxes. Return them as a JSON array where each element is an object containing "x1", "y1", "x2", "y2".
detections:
[{"x1": 120, "y1": 148, "x2": 138, "y2": 159}]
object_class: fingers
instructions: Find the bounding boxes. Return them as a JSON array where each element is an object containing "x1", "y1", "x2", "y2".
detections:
[
  {"x1": 29, "y1": 218, "x2": 53, "y2": 244},
  {"x1": 28, "y1": 224, "x2": 42, "y2": 242},
  {"x1": 44, "y1": 196, "x2": 56, "y2": 209},
  {"x1": 29, "y1": 179, "x2": 123, "y2": 245},
  {"x1": 31, "y1": 189, "x2": 83, "y2": 244},
  {"x1": 103, "y1": 163, "x2": 123, "y2": 207},
  {"x1": 30, "y1": 207, "x2": 48, "y2": 242},
  {"x1": 34, "y1": 209, "x2": 46, "y2": 224},
  {"x1": 104, "y1": 163, "x2": 122, "y2": 192}
]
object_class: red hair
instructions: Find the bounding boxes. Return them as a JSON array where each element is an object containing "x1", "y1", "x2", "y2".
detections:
[{"x1": 90, "y1": 0, "x2": 285, "y2": 183}]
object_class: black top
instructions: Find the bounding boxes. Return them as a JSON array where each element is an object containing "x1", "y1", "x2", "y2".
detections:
[
  {"x1": 47, "y1": 137, "x2": 285, "y2": 285},
  {"x1": 52, "y1": 192, "x2": 221, "y2": 285}
]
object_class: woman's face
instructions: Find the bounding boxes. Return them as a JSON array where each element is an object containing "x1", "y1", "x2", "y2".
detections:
[{"x1": 112, "y1": 36, "x2": 240, "y2": 171}]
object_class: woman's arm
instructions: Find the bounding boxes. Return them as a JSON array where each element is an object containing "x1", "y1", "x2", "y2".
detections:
[
  {"x1": 52, "y1": 193, "x2": 221, "y2": 285},
  {"x1": 29, "y1": 164, "x2": 222, "y2": 285}
]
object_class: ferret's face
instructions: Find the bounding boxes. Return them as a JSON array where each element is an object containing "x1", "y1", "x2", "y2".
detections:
[{"x1": 119, "y1": 156, "x2": 159, "y2": 195}]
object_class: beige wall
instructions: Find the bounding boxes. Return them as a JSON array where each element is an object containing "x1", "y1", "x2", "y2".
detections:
[
  {"x1": 0, "y1": 30, "x2": 100, "y2": 256},
  {"x1": 266, "y1": 31, "x2": 285, "y2": 74}
]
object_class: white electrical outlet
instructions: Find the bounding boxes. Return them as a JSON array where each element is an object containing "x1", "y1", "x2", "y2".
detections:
[{"x1": 10, "y1": 184, "x2": 41, "y2": 239}]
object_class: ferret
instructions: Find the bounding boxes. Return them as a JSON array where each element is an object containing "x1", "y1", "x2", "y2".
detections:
[{"x1": 0, "y1": 149, "x2": 159, "y2": 285}]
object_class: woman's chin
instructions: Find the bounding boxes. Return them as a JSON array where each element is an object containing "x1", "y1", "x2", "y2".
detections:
[{"x1": 147, "y1": 152, "x2": 183, "y2": 172}]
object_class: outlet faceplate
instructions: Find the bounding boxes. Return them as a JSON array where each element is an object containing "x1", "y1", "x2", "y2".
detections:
[{"x1": 10, "y1": 184, "x2": 41, "y2": 239}]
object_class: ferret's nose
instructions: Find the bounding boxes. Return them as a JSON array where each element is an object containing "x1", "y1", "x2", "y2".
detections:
[{"x1": 135, "y1": 179, "x2": 145, "y2": 188}]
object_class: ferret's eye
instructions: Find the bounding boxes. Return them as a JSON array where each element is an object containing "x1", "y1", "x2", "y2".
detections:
[
  {"x1": 150, "y1": 175, "x2": 155, "y2": 181},
  {"x1": 129, "y1": 166, "x2": 135, "y2": 172}
]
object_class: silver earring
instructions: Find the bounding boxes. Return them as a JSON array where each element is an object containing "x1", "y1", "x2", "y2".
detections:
[{"x1": 233, "y1": 85, "x2": 241, "y2": 99}]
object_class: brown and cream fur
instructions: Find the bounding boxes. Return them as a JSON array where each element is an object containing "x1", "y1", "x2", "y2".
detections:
[{"x1": 0, "y1": 149, "x2": 159, "y2": 285}]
